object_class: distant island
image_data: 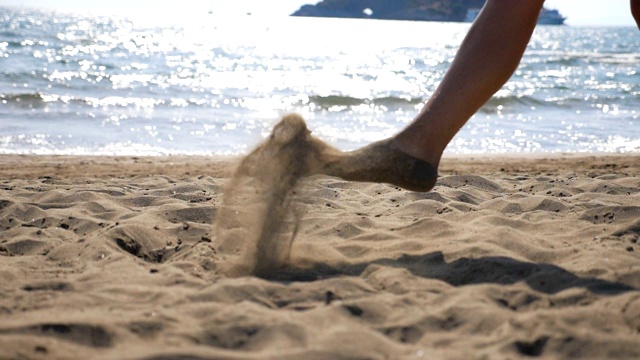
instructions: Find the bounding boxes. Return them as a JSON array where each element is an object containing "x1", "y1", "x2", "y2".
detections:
[{"x1": 291, "y1": 0, "x2": 566, "y2": 25}]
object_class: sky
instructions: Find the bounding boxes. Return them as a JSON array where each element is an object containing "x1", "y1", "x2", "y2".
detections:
[{"x1": 1, "y1": 0, "x2": 637, "y2": 27}]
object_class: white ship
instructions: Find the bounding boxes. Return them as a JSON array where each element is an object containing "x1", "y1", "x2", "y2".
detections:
[{"x1": 465, "y1": 7, "x2": 566, "y2": 25}]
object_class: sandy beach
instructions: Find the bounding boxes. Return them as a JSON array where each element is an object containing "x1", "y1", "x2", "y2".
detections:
[{"x1": 0, "y1": 153, "x2": 639, "y2": 359}]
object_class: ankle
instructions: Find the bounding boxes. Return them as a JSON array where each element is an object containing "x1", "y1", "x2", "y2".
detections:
[{"x1": 389, "y1": 136, "x2": 443, "y2": 169}]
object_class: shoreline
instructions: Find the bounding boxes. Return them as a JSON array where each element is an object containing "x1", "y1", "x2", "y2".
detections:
[{"x1": 1, "y1": 153, "x2": 637, "y2": 179}]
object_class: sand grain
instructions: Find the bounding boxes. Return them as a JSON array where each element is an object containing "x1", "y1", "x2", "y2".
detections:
[{"x1": 0, "y1": 152, "x2": 639, "y2": 359}]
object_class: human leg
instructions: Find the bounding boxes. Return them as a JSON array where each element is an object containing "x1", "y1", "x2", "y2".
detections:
[
  {"x1": 241, "y1": 114, "x2": 439, "y2": 192},
  {"x1": 632, "y1": 0, "x2": 640, "y2": 29},
  {"x1": 391, "y1": 0, "x2": 545, "y2": 168},
  {"x1": 312, "y1": 0, "x2": 545, "y2": 191}
]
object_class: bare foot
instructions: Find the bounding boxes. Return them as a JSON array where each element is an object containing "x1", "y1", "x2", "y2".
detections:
[
  {"x1": 235, "y1": 113, "x2": 438, "y2": 192},
  {"x1": 317, "y1": 138, "x2": 438, "y2": 192}
]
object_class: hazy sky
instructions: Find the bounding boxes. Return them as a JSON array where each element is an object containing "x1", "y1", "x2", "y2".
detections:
[{"x1": 1, "y1": 0, "x2": 637, "y2": 26}]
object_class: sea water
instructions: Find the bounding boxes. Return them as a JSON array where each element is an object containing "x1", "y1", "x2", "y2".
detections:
[{"x1": 1, "y1": 6, "x2": 638, "y2": 156}]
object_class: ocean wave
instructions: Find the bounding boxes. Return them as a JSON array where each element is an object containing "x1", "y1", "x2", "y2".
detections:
[
  {"x1": 483, "y1": 95, "x2": 547, "y2": 110},
  {"x1": 306, "y1": 92, "x2": 634, "y2": 113},
  {"x1": 0, "y1": 39, "x2": 22, "y2": 49},
  {"x1": 529, "y1": 51, "x2": 640, "y2": 66},
  {"x1": 0, "y1": 92, "x2": 213, "y2": 110},
  {"x1": 0, "y1": 93, "x2": 54, "y2": 108},
  {"x1": 306, "y1": 94, "x2": 551, "y2": 112},
  {"x1": 0, "y1": 92, "x2": 131, "y2": 109},
  {"x1": 2, "y1": 69, "x2": 48, "y2": 83},
  {"x1": 307, "y1": 95, "x2": 424, "y2": 108}
]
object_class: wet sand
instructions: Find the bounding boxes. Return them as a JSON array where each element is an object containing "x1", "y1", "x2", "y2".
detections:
[{"x1": 0, "y1": 153, "x2": 639, "y2": 359}]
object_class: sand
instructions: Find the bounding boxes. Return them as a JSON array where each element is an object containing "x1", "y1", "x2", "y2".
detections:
[{"x1": 0, "y1": 152, "x2": 639, "y2": 359}]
